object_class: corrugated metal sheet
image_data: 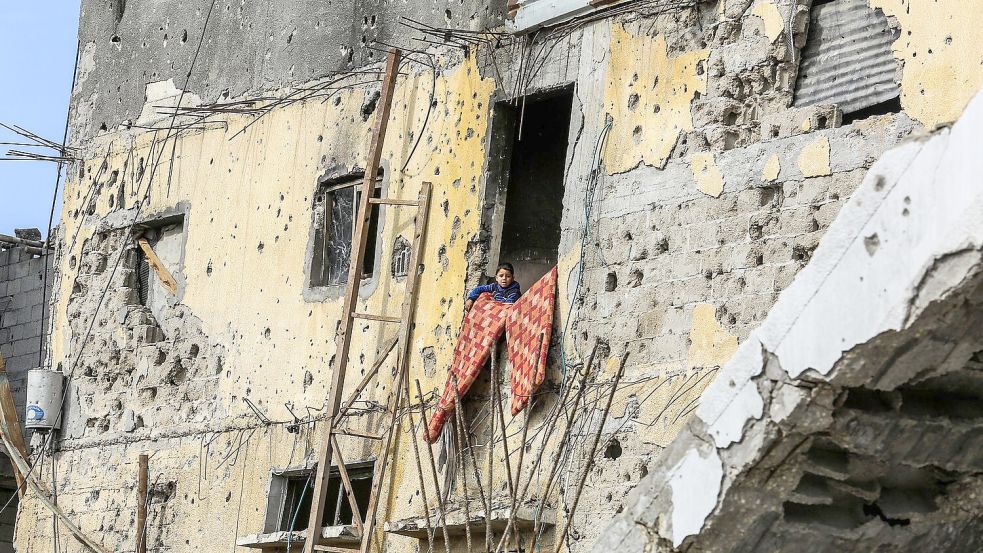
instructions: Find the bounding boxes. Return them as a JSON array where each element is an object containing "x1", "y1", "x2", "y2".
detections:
[{"x1": 794, "y1": 0, "x2": 900, "y2": 114}]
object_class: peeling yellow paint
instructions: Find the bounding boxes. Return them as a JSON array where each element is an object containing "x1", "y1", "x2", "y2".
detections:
[
  {"x1": 762, "y1": 153, "x2": 781, "y2": 182},
  {"x1": 603, "y1": 21, "x2": 708, "y2": 173},
  {"x1": 870, "y1": 0, "x2": 983, "y2": 128},
  {"x1": 630, "y1": 303, "x2": 738, "y2": 447},
  {"x1": 688, "y1": 303, "x2": 738, "y2": 368},
  {"x1": 689, "y1": 152, "x2": 725, "y2": 197},
  {"x1": 752, "y1": 1, "x2": 784, "y2": 43},
  {"x1": 797, "y1": 135, "x2": 831, "y2": 177},
  {"x1": 800, "y1": 118, "x2": 812, "y2": 132},
  {"x1": 44, "y1": 54, "x2": 497, "y2": 553}
]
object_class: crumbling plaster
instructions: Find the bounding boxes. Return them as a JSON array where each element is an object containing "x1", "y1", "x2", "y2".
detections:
[
  {"x1": 70, "y1": 0, "x2": 509, "y2": 143},
  {"x1": 869, "y1": 0, "x2": 983, "y2": 129},
  {"x1": 20, "y1": 0, "x2": 983, "y2": 551},
  {"x1": 594, "y1": 87, "x2": 983, "y2": 552}
]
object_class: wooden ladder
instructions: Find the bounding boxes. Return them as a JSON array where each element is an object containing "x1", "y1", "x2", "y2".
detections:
[{"x1": 303, "y1": 49, "x2": 430, "y2": 553}]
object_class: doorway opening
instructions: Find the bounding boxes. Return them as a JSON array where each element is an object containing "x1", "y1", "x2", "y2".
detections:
[{"x1": 490, "y1": 86, "x2": 574, "y2": 288}]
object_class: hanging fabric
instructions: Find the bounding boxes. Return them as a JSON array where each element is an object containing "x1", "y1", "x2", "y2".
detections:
[
  {"x1": 424, "y1": 267, "x2": 558, "y2": 442},
  {"x1": 507, "y1": 265, "x2": 557, "y2": 414},
  {"x1": 424, "y1": 294, "x2": 510, "y2": 442}
]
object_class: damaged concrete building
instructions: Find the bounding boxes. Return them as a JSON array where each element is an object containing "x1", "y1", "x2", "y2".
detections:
[{"x1": 10, "y1": 0, "x2": 983, "y2": 552}]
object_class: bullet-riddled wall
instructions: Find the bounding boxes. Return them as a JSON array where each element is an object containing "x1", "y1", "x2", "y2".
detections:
[{"x1": 16, "y1": 0, "x2": 983, "y2": 552}]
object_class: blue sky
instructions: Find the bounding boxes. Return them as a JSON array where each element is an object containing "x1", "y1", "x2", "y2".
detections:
[{"x1": 0, "y1": 3, "x2": 80, "y2": 239}]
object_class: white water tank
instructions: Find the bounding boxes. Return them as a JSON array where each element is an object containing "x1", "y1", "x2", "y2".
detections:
[{"x1": 25, "y1": 368, "x2": 64, "y2": 431}]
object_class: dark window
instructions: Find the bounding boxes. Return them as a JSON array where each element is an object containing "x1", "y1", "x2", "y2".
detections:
[
  {"x1": 136, "y1": 245, "x2": 152, "y2": 306},
  {"x1": 310, "y1": 175, "x2": 381, "y2": 287},
  {"x1": 794, "y1": 0, "x2": 901, "y2": 120},
  {"x1": 267, "y1": 463, "x2": 374, "y2": 533},
  {"x1": 491, "y1": 86, "x2": 574, "y2": 287}
]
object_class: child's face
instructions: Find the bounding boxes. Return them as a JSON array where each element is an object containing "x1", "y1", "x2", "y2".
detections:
[{"x1": 496, "y1": 268, "x2": 514, "y2": 287}]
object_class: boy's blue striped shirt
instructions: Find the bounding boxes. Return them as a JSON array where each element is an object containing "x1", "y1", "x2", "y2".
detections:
[{"x1": 467, "y1": 282, "x2": 521, "y2": 303}]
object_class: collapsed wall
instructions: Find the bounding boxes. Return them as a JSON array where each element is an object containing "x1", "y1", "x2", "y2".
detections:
[{"x1": 14, "y1": 0, "x2": 983, "y2": 552}]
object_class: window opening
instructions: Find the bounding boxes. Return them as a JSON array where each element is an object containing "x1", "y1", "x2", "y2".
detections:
[
  {"x1": 794, "y1": 0, "x2": 901, "y2": 120},
  {"x1": 491, "y1": 86, "x2": 574, "y2": 287},
  {"x1": 310, "y1": 173, "x2": 382, "y2": 287},
  {"x1": 391, "y1": 236, "x2": 411, "y2": 278},
  {"x1": 134, "y1": 217, "x2": 184, "y2": 320},
  {"x1": 265, "y1": 462, "x2": 374, "y2": 533}
]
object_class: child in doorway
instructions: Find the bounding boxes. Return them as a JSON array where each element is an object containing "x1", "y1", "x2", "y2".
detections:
[{"x1": 464, "y1": 262, "x2": 521, "y2": 311}]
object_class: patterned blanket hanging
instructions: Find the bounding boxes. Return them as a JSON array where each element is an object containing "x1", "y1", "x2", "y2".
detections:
[{"x1": 424, "y1": 267, "x2": 557, "y2": 442}]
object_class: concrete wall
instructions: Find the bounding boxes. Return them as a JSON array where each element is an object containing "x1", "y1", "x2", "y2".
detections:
[
  {"x1": 14, "y1": 0, "x2": 983, "y2": 552},
  {"x1": 0, "y1": 244, "x2": 52, "y2": 441},
  {"x1": 0, "y1": 243, "x2": 53, "y2": 553}
]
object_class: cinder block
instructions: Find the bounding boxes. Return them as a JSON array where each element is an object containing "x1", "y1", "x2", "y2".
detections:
[
  {"x1": 31, "y1": 304, "x2": 43, "y2": 322},
  {"x1": 9, "y1": 261, "x2": 31, "y2": 280},
  {"x1": 15, "y1": 308, "x2": 32, "y2": 326},
  {"x1": 12, "y1": 338, "x2": 37, "y2": 357}
]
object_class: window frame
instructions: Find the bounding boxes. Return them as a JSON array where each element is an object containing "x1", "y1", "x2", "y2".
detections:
[
  {"x1": 262, "y1": 460, "x2": 375, "y2": 535},
  {"x1": 309, "y1": 173, "x2": 383, "y2": 289}
]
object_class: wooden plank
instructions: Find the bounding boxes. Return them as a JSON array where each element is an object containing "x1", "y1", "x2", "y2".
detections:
[
  {"x1": 329, "y1": 435, "x2": 365, "y2": 535},
  {"x1": 136, "y1": 454, "x2": 148, "y2": 553},
  {"x1": 304, "y1": 49, "x2": 402, "y2": 553},
  {"x1": 368, "y1": 198, "x2": 418, "y2": 206},
  {"x1": 359, "y1": 182, "x2": 432, "y2": 553},
  {"x1": 136, "y1": 238, "x2": 177, "y2": 295},
  {"x1": 313, "y1": 546, "x2": 360, "y2": 553},
  {"x1": 0, "y1": 353, "x2": 28, "y2": 498},
  {"x1": 351, "y1": 313, "x2": 401, "y2": 324},
  {"x1": 333, "y1": 335, "x2": 398, "y2": 426}
]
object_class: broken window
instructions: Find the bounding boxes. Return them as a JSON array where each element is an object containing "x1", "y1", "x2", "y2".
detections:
[
  {"x1": 134, "y1": 216, "x2": 184, "y2": 321},
  {"x1": 794, "y1": 0, "x2": 901, "y2": 120},
  {"x1": 263, "y1": 462, "x2": 374, "y2": 533},
  {"x1": 310, "y1": 173, "x2": 381, "y2": 288},
  {"x1": 489, "y1": 86, "x2": 574, "y2": 287}
]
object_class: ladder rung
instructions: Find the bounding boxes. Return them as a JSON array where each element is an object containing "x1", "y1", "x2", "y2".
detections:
[
  {"x1": 313, "y1": 547, "x2": 360, "y2": 553},
  {"x1": 351, "y1": 312, "x2": 401, "y2": 324},
  {"x1": 368, "y1": 197, "x2": 419, "y2": 206},
  {"x1": 333, "y1": 428, "x2": 383, "y2": 440}
]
